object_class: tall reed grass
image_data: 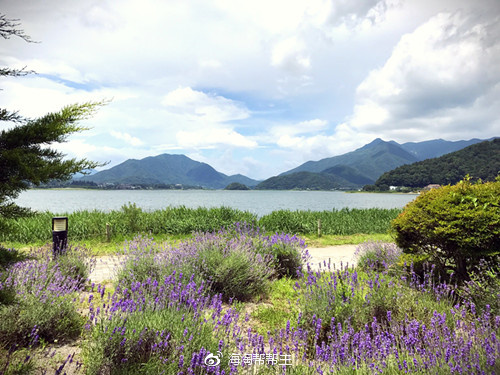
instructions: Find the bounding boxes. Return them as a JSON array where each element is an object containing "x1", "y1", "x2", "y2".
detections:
[{"x1": 0, "y1": 205, "x2": 401, "y2": 243}]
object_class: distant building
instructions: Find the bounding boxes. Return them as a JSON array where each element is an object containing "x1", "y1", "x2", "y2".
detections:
[{"x1": 423, "y1": 184, "x2": 441, "y2": 190}]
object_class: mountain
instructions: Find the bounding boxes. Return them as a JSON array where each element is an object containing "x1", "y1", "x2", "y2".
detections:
[
  {"x1": 257, "y1": 138, "x2": 418, "y2": 189},
  {"x1": 81, "y1": 153, "x2": 259, "y2": 189},
  {"x1": 321, "y1": 165, "x2": 374, "y2": 186},
  {"x1": 255, "y1": 171, "x2": 341, "y2": 190},
  {"x1": 374, "y1": 138, "x2": 500, "y2": 188},
  {"x1": 257, "y1": 137, "x2": 492, "y2": 190},
  {"x1": 399, "y1": 138, "x2": 487, "y2": 161},
  {"x1": 281, "y1": 138, "x2": 418, "y2": 182}
]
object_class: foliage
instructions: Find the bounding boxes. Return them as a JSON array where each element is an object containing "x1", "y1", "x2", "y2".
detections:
[
  {"x1": 458, "y1": 257, "x2": 500, "y2": 314},
  {"x1": 0, "y1": 246, "x2": 26, "y2": 270},
  {"x1": 83, "y1": 306, "x2": 222, "y2": 374},
  {"x1": 354, "y1": 241, "x2": 402, "y2": 272},
  {"x1": 0, "y1": 246, "x2": 92, "y2": 348},
  {"x1": 224, "y1": 182, "x2": 250, "y2": 190},
  {"x1": 0, "y1": 233, "x2": 499, "y2": 373},
  {"x1": 375, "y1": 138, "x2": 500, "y2": 188},
  {"x1": 83, "y1": 269, "x2": 233, "y2": 374},
  {"x1": 0, "y1": 14, "x2": 105, "y2": 220},
  {"x1": 0, "y1": 102, "x2": 106, "y2": 219},
  {"x1": 0, "y1": 347, "x2": 35, "y2": 375},
  {"x1": 194, "y1": 244, "x2": 272, "y2": 301},
  {"x1": 117, "y1": 224, "x2": 306, "y2": 302},
  {"x1": 49, "y1": 245, "x2": 95, "y2": 286},
  {"x1": 259, "y1": 208, "x2": 400, "y2": 235},
  {"x1": 392, "y1": 176, "x2": 500, "y2": 280},
  {"x1": 0, "y1": 207, "x2": 400, "y2": 243},
  {"x1": 255, "y1": 171, "x2": 341, "y2": 190},
  {"x1": 0, "y1": 294, "x2": 83, "y2": 348}
]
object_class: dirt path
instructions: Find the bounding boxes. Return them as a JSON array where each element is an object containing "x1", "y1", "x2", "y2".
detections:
[
  {"x1": 88, "y1": 245, "x2": 360, "y2": 283},
  {"x1": 306, "y1": 245, "x2": 358, "y2": 271}
]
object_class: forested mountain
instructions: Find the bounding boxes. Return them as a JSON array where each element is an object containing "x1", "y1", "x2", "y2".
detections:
[
  {"x1": 81, "y1": 154, "x2": 259, "y2": 189},
  {"x1": 79, "y1": 137, "x2": 492, "y2": 190},
  {"x1": 256, "y1": 138, "x2": 418, "y2": 189},
  {"x1": 282, "y1": 138, "x2": 418, "y2": 181},
  {"x1": 255, "y1": 172, "x2": 340, "y2": 190},
  {"x1": 374, "y1": 138, "x2": 500, "y2": 188},
  {"x1": 399, "y1": 138, "x2": 486, "y2": 160}
]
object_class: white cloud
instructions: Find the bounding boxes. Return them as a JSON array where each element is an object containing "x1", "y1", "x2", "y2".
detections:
[
  {"x1": 177, "y1": 127, "x2": 258, "y2": 149},
  {"x1": 110, "y1": 131, "x2": 143, "y2": 146},
  {"x1": 162, "y1": 87, "x2": 250, "y2": 122},
  {"x1": 2, "y1": 0, "x2": 499, "y2": 180},
  {"x1": 198, "y1": 59, "x2": 222, "y2": 69},
  {"x1": 268, "y1": 119, "x2": 328, "y2": 140},
  {"x1": 271, "y1": 37, "x2": 310, "y2": 73},
  {"x1": 348, "y1": 10, "x2": 500, "y2": 141}
]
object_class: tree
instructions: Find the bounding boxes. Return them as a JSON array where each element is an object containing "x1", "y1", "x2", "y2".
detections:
[
  {"x1": 224, "y1": 182, "x2": 250, "y2": 190},
  {"x1": 391, "y1": 176, "x2": 500, "y2": 281},
  {"x1": 0, "y1": 14, "x2": 106, "y2": 219}
]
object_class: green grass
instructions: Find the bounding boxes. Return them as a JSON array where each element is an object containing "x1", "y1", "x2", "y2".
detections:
[
  {"x1": 2, "y1": 232, "x2": 393, "y2": 258},
  {"x1": 2, "y1": 233, "x2": 392, "y2": 256},
  {"x1": 1, "y1": 233, "x2": 192, "y2": 256},
  {"x1": 250, "y1": 277, "x2": 299, "y2": 336},
  {"x1": 303, "y1": 233, "x2": 393, "y2": 247},
  {"x1": 0, "y1": 206, "x2": 399, "y2": 245}
]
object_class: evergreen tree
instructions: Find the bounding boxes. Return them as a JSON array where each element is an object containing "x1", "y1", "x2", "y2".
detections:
[{"x1": 0, "y1": 14, "x2": 105, "y2": 218}]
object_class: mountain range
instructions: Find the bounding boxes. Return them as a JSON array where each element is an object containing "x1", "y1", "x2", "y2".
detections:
[
  {"x1": 81, "y1": 154, "x2": 259, "y2": 189},
  {"x1": 255, "y1": 138, "x2": 488, "y2": 190},
  {"x1": 374, "y1": 138, "x2": 500, "y2": 188},
  {"x1": 81, "y1": 138, "x2": 491, "y2": 189}
]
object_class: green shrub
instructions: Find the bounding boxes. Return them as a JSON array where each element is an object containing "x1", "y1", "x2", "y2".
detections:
[
  {"x1": 82, "y1": 307, "x2": 223, "y2": 375},
  {"x1": 459, "y1": 257, "x2": 500, "y2": 314},
  {"x1": 196, "y1": 245, "x2": 272, "y2": 302},
  {"x1": 50, "y1": 246, "x2": 95, "y2": 286},
  {"x1": 0, "y1": 348, "x2": 35, "y2": 375},
  {"x1": 0, "y1": 247, "x2": 27, "y2": 270},
  {"x1": 0, "y1": 294, "x2": 83, "y2": 347},
  {"x1": 354, "y1": 241, "x2": 402, "y2": 273},
  {"x1": 394, "y1": 252, "x2": 431, "y2": 280},
  {"x1": 392, "y1": 176, "x2": 500, "y2": 281},
  {"x1": 118, "y1": 202, "x2": 143, "y2": 233},
  {"x1": 116, "y1": 253, "x2": 166, "y2": 287},
  {"x1": 0, "y1": 279, "x2": 16, "y2": 306}
]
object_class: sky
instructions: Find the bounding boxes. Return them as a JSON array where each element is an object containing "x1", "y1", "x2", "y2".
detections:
[{"x1": 1, "y1": 0, "x2": 499, "y2": 180}]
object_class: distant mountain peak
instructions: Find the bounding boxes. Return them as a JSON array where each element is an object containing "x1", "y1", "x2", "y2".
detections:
[{"x1": 82, "y1": 153, "x2": 258, "y2": 189}]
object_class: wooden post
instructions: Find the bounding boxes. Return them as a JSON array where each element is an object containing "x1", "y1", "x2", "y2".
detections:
[
  {"x1": 106, "y1": 223, "x2": 111, "y2": 242},
  {"x1": 317, "y1": 219, "x2": 322, "y2": 238}
]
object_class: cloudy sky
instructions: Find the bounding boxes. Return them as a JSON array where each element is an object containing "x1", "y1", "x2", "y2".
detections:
[{"x1": 1, "y1": 0, "x2": 499, "y2": 180}]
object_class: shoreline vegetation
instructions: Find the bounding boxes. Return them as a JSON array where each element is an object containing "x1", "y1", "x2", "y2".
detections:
[{"x1": 0, "y1": 205, "x2": 401, "y2": 245}]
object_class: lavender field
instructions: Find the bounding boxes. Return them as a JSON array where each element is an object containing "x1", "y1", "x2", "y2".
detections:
[{"x1": 0, "y1": 223, "x2": 498, "y2": 374}]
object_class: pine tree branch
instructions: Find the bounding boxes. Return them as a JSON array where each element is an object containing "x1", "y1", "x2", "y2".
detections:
[{"x1": 0, "y1": 14, "x2": 37, "y2": 43}]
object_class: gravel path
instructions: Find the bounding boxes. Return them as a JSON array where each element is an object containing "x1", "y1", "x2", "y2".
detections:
[{"x1": 88, "y1": 244, "x2": 360, "y2": 283}]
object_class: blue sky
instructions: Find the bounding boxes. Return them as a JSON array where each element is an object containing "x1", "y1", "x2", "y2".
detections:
[{"x1": 1, "y1": 0, "x2": 499, "y2": 179}]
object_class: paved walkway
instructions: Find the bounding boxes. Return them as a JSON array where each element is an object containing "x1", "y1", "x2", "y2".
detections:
[{"x1": 88, "y1": 245, "x2": 360, "y2": 283}]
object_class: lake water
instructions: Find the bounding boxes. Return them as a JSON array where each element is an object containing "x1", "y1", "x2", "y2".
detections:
[{"x1": 15, "y1": 189, "x2": 418, "y2": 217}]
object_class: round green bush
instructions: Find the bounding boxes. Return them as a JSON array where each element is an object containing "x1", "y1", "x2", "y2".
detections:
[{"x1": 391, "y1": 176, "x2": 500, "y2": 281}]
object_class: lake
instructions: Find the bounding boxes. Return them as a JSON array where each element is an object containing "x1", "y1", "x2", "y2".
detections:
[{"x1": 15, "y1": 189, "x2": 418, "y2": 217}]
